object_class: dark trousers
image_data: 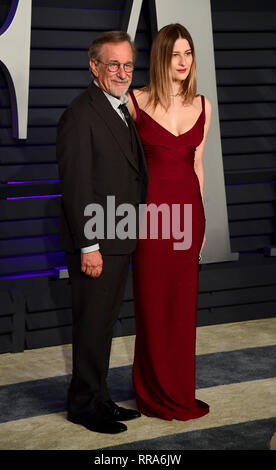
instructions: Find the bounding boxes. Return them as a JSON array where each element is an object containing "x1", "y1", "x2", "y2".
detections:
[{"x1": 66, "y1": 251, "x2": 131, "y2": 415}]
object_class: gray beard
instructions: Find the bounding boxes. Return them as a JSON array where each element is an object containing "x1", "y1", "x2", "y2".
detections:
[{"x1": 109, "y1": 83, "x2": 130, "y2": 98}]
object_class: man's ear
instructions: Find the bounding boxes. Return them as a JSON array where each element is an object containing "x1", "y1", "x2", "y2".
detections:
[{"x1": 89, "y1": 59, "x2": 98, "y2": 78}]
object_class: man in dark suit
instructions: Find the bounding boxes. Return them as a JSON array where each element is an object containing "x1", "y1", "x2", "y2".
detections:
[{"x1": 56, "y1": 31, "x2": 148, "y2": 434}]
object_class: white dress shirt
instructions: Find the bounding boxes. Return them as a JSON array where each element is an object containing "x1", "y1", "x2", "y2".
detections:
[{"x1": 81, "y1": 81, "x2": 129, "y2": 254}]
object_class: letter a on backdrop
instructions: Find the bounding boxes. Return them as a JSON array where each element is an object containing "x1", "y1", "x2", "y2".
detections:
[{"x1": 0, "y1": 0, "x2": 32, "y2": 139}]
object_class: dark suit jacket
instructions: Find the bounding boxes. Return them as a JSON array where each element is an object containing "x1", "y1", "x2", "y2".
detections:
[{"x1": 56, "y1": 82, "x2": 148, "y2": 255}]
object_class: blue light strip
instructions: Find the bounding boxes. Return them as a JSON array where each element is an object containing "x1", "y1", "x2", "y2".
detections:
[
  {"x1": 6, "y1": 194, "x2": 62, "y2": 200},
  {"x1": 7, "y1": 180, "x2": 60, "y2": 184},
  {"x1": 0, "y1": 270, "x2": 55, "y2": 280}
]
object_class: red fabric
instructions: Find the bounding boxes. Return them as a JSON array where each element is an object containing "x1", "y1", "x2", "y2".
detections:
[{"x1": 131, "y1": 91, "x2": 209, "y2": 420}]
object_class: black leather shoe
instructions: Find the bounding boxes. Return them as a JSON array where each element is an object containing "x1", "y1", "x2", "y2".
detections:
[
  {"x1": 67, "y1": 411, "x2": 127, "y2": 434},
  {"x1": 101, "y1": 400, "x2": 141, "y2": 421}
]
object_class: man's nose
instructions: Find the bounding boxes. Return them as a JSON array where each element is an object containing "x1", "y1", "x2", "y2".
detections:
[{"x1": 117, "y1": 64, "x2": 127, "y2": 78}]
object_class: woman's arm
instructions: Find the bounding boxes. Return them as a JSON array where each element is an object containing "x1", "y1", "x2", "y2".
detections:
[
  {"x1": 194, "y1": 97, "x2": 212, "y2": 255},
  {"x1": 194, "y1": 96, "x2": 212, "y2": 204}
]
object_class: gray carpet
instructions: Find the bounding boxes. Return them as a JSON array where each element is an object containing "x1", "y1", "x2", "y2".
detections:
[
  {"x1": 102, "y1": 418, "x2": 276, "y2": 450},
  {"x1": 0, "y1": 345, "x2": 275, "y2": 424}
]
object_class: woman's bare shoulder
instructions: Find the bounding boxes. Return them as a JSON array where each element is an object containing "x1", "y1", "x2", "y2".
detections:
[
  {"x1": 194, "y1": 94, "x2": 212, "y2": 117},
  {"x1": 132, "y1": 88, "x2": 148, "y2": 97},
  {"x1": 198, "y1": 94, "x2": 212, "y2": 109},
  {"x1": 132, "y1": 88, "x2": 149, "y2": 107}
]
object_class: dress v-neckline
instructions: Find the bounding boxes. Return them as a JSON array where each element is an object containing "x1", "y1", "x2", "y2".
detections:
[{"x1": 140, "y1": 108, "x2": 203, "y2": 138}]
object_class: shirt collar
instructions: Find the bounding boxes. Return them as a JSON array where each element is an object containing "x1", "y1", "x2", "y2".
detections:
[{"x1": 93, "y1": 80, "x2": 128, "y2": 109}]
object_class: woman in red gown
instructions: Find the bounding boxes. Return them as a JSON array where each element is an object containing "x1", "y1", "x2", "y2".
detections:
[{"x1": 128, "y1": 24, "x2": 212, "y2": 421}]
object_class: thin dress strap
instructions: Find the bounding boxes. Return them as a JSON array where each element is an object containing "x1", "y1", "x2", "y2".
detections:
[
  {"x1": 129, "y1": 90, "x2": 141, "y2": 123},
  {"x1": 201, "y1": 95, "x2": 206, "y2": 124}
]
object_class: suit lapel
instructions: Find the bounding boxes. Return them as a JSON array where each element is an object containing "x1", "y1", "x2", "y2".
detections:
[{"x1": 87, "y1": 83, "x2": 140, "y2": 173}]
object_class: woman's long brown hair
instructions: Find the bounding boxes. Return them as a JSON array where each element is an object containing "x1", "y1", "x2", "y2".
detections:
[{"x1": 145, "y1": 23, "x2": 197, "y2": 110}]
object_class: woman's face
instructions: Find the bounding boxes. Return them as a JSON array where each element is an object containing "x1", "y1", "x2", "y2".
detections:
[{"x1": 171, "y1": 37, "x2": 193, "y2": 83}]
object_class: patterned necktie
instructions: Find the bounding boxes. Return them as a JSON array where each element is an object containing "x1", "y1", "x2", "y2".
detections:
[{"x1": 119, "y1": 103, "x2": 131, "y2": 126}]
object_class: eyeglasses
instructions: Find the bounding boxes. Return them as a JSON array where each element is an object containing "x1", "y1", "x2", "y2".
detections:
[{"x1": 96, "y1": 60, "x2": 134, "y2": 73}]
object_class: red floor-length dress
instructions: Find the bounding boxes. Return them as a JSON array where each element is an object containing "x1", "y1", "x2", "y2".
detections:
[{"x1": 130, "y1": 91, "x2": 209, "y2": 421}]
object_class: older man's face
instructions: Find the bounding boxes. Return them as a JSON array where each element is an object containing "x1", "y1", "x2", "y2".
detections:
[{"x1": 90, "y1": 41, "x2": 134, "y2": 98}]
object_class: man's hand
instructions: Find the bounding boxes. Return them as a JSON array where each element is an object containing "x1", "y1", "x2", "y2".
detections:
[{"x1": 81, "y1": 250, "x2": 103, "y2": 278}]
